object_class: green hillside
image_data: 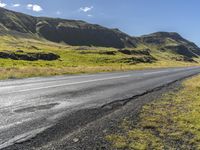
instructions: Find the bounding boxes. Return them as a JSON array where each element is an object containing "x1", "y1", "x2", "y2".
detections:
[
  {"x1": 0, "y1": 8, "x2": 199, "y2": 79},
  {"x1": 0, "y1": 35, "x2": 199, "y2": 80}
]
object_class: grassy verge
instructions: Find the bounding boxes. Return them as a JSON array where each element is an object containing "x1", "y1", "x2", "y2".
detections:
[
  {"x1": 106, "y1": 75, "x2": 200, "y2": 149},
  {"x1": 0, "y1": 35, "x2": 199, "y2": 80}
]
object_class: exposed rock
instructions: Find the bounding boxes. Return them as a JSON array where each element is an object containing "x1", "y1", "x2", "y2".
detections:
[
  {"x1": 0, "y1": 51, "x2": 60, "y2": 61},
  {"x1": 172, "y1": 56, "x2": 197, "y2": 63},
  {"x1": 118, "y1": 49, "x2": 151, "y2": 55},
  {"x1": 120, "y1": 56, "x2": 157, "y2": 64},
  {"x1": 29, "y1": 45, "x2": 40, "y2": 50},
  {"x1": 138, "y1": 32, "x2": 200, "y2": 57},
  {"x1": 165, "y1": 45, "x2": 198, "y2": 58},
  {"x1": 100, "y1": 51, "x2": 116, "y2": 55},
  {"x1": 79, "y1": 51, "x2": 116, "y2": 55},
  {"x1": 16, "y1": 50, "x2": 24, "y2": 53},
  {"x1": 73, "y1": 138, "x2": 79, "y2": 143}
]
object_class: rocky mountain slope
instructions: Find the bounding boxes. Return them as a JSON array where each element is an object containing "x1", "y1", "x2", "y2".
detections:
[
  {"x1": 139, "y1": 32, "x2": 200, "y2": 58},
  {"x1": 0, "y1": 7, "x2": 200, "y2": 59},
  {"x1": 0, "y1": 7, "x2": 137, "y2": 48}
]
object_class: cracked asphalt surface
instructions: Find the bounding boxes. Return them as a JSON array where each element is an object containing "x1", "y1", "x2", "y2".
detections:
[{"x1": 0, "y1": 66, "x2": 200, "y2": 149}]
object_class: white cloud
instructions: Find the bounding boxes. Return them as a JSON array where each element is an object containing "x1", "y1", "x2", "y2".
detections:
[
  {"x1": 87, "y1": 14, "x2": 93, "y2": 17},
  {"x1": 32, "y1": 5, "x2": 43, "y2": 12},
  {"x1": 12, "y1": 4, "x2": 20, "y2": 7},
  {"x1": 0, "y1": 1, "x2": 7, "y2": 8},
  {"x1": 56, "y1": 11, "x2": 61, "y2": 15},
  {"x1": 27, "y1": 4, "x2": 33, "y2": 8},
  {"x1": 27, "y1": 4, "x2": 43, "y2": 12},
  {"x1": 80, "y1": 6, "x2": 93, "y2": 12}
]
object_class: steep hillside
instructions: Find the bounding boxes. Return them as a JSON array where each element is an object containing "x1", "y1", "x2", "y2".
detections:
[
  {"x1": 139, "y1": 32, "x2": 200, "y2": 58},
  {"x1": 0, "y1": 7, "x2": 200, "y2": 58},
  {"x1": 0, "y1": 7, "x2": 137, "y2": 48},
  {"x1": 0, "y1": 8, "x2": 36, "y2": 33},
  {"x1": 0, "y1": 8, "x2": 199, "y2": 79}
]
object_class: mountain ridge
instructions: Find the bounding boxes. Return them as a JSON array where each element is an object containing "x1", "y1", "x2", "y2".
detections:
[
  {"x1": 0, "y1": 7, "x2": 137, "y2": 48},
  {"x1": 139, "y1": 31, "x2": 200, "y2": 58},
  {"x1": 0, "y1": 7, "x2": 200, "y2": 59}
]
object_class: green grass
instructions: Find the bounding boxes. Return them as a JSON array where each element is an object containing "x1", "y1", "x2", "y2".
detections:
[
  {"x1": 0, "y1": 35, "x2": 199, "y2": 80},
  {"x1": 106, "y1": 75, "x2": 200, "y2": 149}
]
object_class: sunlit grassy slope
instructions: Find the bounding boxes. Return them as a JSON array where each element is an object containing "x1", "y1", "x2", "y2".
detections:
[
  {"x1": 0, "y1": 35, "x2": 199, "y2": 80},
  {"x1": 107, "y1": 75, "x2": 200, "y2": 149}
]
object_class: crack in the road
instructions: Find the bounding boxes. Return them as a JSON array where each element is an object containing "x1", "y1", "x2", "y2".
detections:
[{"x1": 100, "y1": 73, "x2": 199, "y2": 110}]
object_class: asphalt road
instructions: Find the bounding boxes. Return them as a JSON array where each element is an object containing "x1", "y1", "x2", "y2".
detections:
[{"x1": 0, "y1": 66, "x2": 200, "y2": 149}]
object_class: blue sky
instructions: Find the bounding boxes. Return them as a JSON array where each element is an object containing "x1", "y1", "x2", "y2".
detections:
[{"x1": 0, "y1": 0, "x2": 200, "y2": 45}]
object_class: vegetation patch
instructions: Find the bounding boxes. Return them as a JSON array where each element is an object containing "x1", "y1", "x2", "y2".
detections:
[{"x1": 106, "y1": 75, "x2": 200, "y2": 149}]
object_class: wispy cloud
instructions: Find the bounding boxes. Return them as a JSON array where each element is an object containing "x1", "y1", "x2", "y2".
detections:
[
  {"x1": 79, "y1": 6, "x2": 93, "y2": 12},
  {"x1": 87, "y1": 14, "x2": 93, "y2": 17},
  {"x1": 27, "y1": 4, "x2": 33, "y2": 9},
  {"x1": 56, "y1": 11, "x2": 61, "y2": 15},
  {"x1": 27, "y1": 4, "x2": 43, "y2": 12},
  {"x1": 12, "y1": 4, "x2": 20, "y2": 7},
  {"x1": 0, "y1": 1, "x2": 6, "y2": 8}
]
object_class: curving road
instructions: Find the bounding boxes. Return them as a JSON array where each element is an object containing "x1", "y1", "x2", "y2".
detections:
[{"x1": 0, "y1": 66, "x2": 200, "y2": 149}]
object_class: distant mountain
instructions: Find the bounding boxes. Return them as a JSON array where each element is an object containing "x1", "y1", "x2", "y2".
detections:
[
  {"x1": 139, "y1": 32, "x2": 200, "y2": 58},
  {"x1": 0, "y1": 7, "x2": 200, "y2": 59},
  {"x1": 0, "y1": 7, "x2": 137, "y2": 48}
]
